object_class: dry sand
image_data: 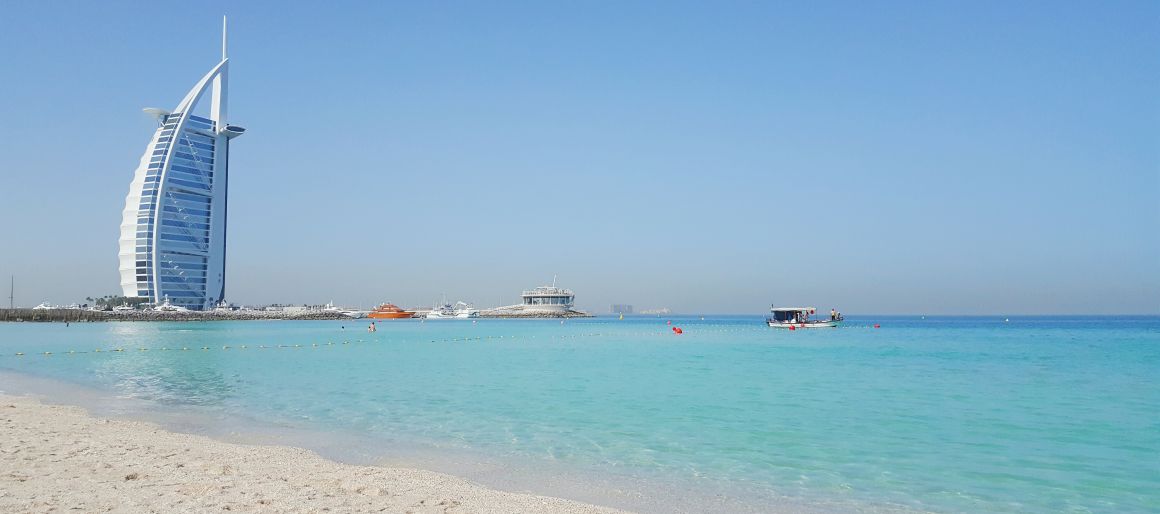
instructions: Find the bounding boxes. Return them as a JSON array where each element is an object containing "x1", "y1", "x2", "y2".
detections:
[{"x1": 0, "y1": 394, "x2": 630, "y2": 513}]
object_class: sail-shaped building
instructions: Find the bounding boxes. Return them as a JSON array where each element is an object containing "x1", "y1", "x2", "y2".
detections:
[{"x1": 118, "y1": 19, "x2": 244, "y2": 310}]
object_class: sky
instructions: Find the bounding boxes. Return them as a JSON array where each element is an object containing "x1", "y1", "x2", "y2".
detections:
[{"x1": 0, "y1": 1, "x2": 1157, "y2": 314}]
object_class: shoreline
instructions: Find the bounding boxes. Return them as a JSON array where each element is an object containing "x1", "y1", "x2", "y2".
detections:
[
  {"x1": 0, "y1": 372, "x2": 809, "y2": 514},
  {"x1": 0, "y1": 391, "x2": 630, "y2": 514}
]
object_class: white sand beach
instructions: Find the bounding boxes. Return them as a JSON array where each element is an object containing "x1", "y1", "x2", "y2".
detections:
[{"x1": 0, "y1": 394, "x2": 629, "y2": 513}]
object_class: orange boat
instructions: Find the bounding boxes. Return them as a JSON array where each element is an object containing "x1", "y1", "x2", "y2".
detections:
[{"x1": 367, "y1": 303, "x2": 415, "y2": 319}]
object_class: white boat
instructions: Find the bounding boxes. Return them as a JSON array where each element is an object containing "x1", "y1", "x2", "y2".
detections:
[
  {"x1": 453, "y1": 302, "x2": 480, "y2": 318},
  {"x1": 323, "y1": 302, "x2": 368, "y2": 319},
  {"x1": 767, "y1": 307, "x2": 841, "y2": 329},
  {"x1": 424, "y1": 303, "x2": 455, "y2": 319},
  {"x1": 32, "y1": 302, "x2": 53, "y2": 310},
  {"x1": 425, "y1": 301, "x2": 478, "y2": 319},
  {"x1": 112, "y1": 304, "x2": 136, "y2": 312},
  {"x1": 154, "y1": 297, "x2": 190, "y2": 312}
]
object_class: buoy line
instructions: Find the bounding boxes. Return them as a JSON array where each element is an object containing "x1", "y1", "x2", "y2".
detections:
[
  {"x1": 0, "y1": 324, "x2": 866, "y2": 361},
  {"x1": 0, "y1": 331, "x2": 645, "y2": 360}
]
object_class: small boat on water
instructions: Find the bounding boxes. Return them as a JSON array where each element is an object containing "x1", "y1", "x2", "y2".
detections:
[
  {"x1": 367, "y1": 303, "x2": 415, "y2": 319},
  {"x1": 767, "y1": 306, "x2": 841, "y2": 328}
]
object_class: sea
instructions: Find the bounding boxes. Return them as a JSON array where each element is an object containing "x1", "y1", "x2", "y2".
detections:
[{"x1": 0, "y1": 315, "x2": 1156, "y2": 513}]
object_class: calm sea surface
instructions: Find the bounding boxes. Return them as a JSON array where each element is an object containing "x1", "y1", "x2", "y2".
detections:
[{"x1": 0, "y1": 316, "x2": 1157, "y2": 513}]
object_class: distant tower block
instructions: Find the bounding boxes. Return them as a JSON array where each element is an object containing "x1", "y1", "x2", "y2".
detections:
[
  {"x1": 118, "y1": 17, "x2": 245, "y2": 310},
  {"x1": 610, "y1": 304, "x2": 634, "y2": 314}
]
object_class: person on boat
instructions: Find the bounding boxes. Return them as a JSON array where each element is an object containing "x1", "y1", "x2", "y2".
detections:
[{"x1": 831, "y1": 309, "x2": 837, "y2": 321}]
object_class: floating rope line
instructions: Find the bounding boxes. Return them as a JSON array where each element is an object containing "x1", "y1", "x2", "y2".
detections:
[
  {"x1": 7, "y1": 331, "x2": 573, "y2": 359},
  {"x1": 2, "y1": 325, "x2": 857, "y2": 360}
]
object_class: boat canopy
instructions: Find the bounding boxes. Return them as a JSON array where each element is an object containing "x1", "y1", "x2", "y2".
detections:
[{"x1": 769, "y1": 307, "x2": 817, "y2": 323}]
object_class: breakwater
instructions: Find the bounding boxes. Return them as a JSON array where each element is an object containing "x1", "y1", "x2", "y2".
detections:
[{"x1": 0, "y1": 308, "x2": 351, "y2": 322}]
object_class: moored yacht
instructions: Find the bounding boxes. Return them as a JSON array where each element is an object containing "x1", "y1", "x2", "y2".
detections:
[
  {"x1": 154, "y1": 297, "x2": 190, "y2": 312},
  {"x1": 324, "y1": 302, "x2": 370, "y2": 319},
  {"x1": 424, "y1": 301, "x2": 478, "y2": 319},
  {"x1": 367, "y1": 303, "x2": 414, "y2": 319}
]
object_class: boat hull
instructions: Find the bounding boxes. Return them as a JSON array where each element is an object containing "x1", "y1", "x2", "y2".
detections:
[
  {"x1": 767, "y1": 320, "x2": 840, "y2": 328},
  {"x1": 368, "y1": 311, "x2": 414, "y2": 319},
  {"x1": 424, "y1": 312, "x2": 478, "y2": 319}
]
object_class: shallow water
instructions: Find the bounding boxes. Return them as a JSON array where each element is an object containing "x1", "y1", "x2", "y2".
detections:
[{"x1": 1, "y1": 316, "x2": 1157, "y2": 513}]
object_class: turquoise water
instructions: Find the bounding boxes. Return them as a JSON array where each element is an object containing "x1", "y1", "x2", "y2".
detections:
[{"x1": 0, "y1": 316, "x2": 1157, "y2": 513}]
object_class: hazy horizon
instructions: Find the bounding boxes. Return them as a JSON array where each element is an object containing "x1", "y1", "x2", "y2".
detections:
[{"x1": 1, "y1": 2, "x2": 1157, "y2": 315}]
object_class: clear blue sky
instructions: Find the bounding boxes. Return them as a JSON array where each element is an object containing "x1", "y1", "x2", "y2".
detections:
[{"x1": 1, "y1": 1, "x2": 1157, "y2": 314}]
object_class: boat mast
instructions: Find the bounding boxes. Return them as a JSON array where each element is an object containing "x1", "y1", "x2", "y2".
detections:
[{"x1": 8, "y1": 275, "x2": 12, "y2": 309}]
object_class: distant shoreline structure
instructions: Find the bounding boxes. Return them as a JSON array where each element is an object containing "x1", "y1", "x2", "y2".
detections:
[
  {"x1": 478, "y1": 308, "x2": 593, "y2": 319},
  {"x1": 478, "y1": 280, "x2": 592, "y2": 318},
  {"x1": 0, "y1": 307, "x2": 593, "y2": 322},
  {"x1": 0, "y1": 308, "x2": 350, "y2": 323},
  {"x1": 11, "y1": 280, "x2": 603, "y2": 321}
]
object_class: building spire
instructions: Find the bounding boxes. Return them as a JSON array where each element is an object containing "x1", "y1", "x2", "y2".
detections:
[{"x1": 222, "y1": 15, "x2": 228, "y2": 60}]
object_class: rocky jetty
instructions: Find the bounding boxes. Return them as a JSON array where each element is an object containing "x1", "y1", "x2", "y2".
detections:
[{"x1": 0, "y1": 308, "x2": 351, "y2": 323}]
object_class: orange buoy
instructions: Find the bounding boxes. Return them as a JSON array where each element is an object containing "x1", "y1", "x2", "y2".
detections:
[{"x1": 788, "y1": 325, "x2": 796, "y2": 331}]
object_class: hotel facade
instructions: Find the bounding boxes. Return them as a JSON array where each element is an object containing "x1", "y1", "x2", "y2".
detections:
[{"x1": 117, "y1": 20, "x2": 244, "y2": 310}]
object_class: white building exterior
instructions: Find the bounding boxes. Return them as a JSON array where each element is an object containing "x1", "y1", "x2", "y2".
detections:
[
  {"x1": 518, "y1": 285, "x2": 576, "y2": 313},
  {"x1": 118, "y1": 19, "x2": 244, "y2": 310}
]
